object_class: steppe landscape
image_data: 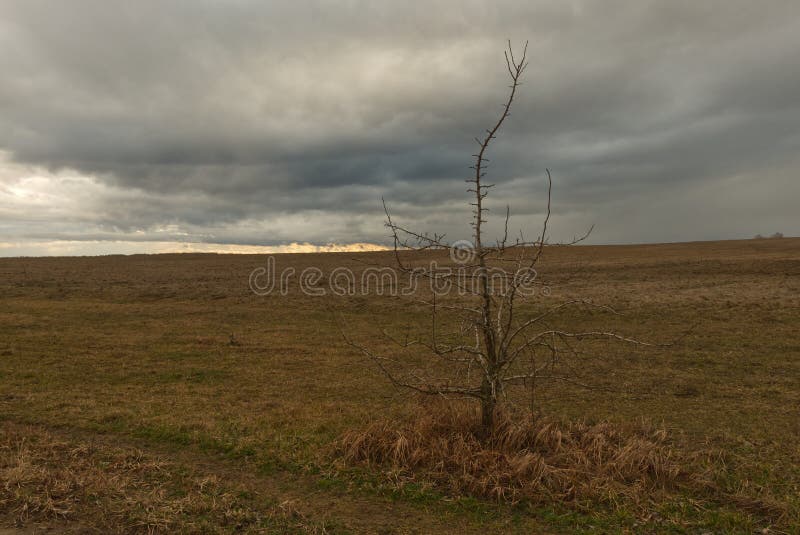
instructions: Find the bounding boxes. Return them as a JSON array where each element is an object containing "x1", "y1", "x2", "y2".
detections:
[{"x1": 2, "y1": 238, "x2": 798, "y2": 533}]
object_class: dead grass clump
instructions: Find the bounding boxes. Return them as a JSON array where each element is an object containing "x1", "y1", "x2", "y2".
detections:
[{"x1": 336, "y1": 401, "x2": 684, "y2": 507}]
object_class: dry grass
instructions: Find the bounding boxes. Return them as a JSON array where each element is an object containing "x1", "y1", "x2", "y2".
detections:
[
  {"x1": 336, "y1": 401, "x2": 795, "y2": 528},
  {"x1": 0, "y1": 238, "x2": 798, "y2": 532},
  {"x1": 0, "y1": 422, "x2": 328, "y2": 534},
  {"x1": 337, "y1": 400, "x2": 683, "y2": 507}
]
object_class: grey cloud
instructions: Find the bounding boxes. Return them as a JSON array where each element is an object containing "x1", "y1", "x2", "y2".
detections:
[{"x1": 1, "y1": 0, "x2": 799, "y2": 253}]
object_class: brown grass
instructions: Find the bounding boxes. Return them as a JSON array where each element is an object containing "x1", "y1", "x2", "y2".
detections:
[
  {"x1": 337, "y1": 400, "x2": 794, "y2": 526},
  {"x1": 337, "y1": 400, "x2": 684, "y2": 508},
  {"x1": 1, "y1": 238, "x2": 798, "y2": 532},
  {"x1": 0, "y1": 422, "x2": 328, "y2": 534}
]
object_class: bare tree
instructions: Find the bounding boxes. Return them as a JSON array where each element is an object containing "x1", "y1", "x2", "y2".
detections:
[{"x1": 343, "y1": 41, "x2": 647, "y2": 432}]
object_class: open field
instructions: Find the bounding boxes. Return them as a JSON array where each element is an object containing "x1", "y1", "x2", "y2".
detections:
[{"x1": 1, "y1": 238, "x2": 799, "y2": 533}]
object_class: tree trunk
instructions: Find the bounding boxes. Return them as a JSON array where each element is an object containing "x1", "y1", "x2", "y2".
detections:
[
  {"x1": 480, "y1": 376, "x2": 501, "y2": 433},
  {"x1": 480, "y1": 396, "x2": 495, "y2": 431}
]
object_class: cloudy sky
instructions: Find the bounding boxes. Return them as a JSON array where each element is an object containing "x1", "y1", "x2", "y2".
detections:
[{"x1": 1, "y1": 1, "x2": 798, "y2": 256}]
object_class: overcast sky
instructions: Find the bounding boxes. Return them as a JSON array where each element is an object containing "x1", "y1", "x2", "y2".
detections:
[{"x1": 1, "y1": 1, "x2": 798, "y2": 256}]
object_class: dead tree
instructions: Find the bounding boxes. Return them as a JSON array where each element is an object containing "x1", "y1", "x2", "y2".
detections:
[{"x1": 343, "y1": 41, "x2": 648, "y2": 432}]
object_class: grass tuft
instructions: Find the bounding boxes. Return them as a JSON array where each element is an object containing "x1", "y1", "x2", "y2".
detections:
[{"x1": 336, "y1": 400, "x2": 684, "y2": 508}]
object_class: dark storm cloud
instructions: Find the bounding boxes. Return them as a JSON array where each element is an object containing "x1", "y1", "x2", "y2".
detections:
[{"x1": 1, "y1": 0, "x2": 799, "y2": 251}]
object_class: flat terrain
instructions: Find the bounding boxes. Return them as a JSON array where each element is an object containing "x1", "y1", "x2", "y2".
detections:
[{"x1": 1, "y1": 238, "x2": 799, "y2": 533}]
